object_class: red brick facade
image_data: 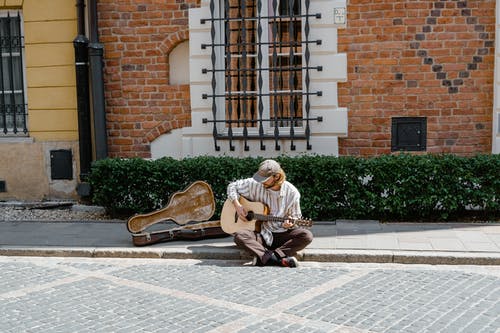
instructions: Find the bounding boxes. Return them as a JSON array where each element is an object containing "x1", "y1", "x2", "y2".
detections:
[
  {"x1": 338, "y1": 0, "x2": 495, "y2": 156},
  {"x1": 98, "y1": 0, "x2": 199, "y2": 157},
  {"x1": 98, "y1": 0, "x2": 495, "y2": 158}
]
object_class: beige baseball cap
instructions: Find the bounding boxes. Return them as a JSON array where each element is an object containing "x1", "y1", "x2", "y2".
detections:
[{"x1": 253, "y1": 159, "x2": 281, "y2": 182}]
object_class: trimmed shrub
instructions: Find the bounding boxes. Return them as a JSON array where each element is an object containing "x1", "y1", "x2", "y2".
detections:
[{"x1": 87, "y1": 154, "x2": 499, "y2": 221}]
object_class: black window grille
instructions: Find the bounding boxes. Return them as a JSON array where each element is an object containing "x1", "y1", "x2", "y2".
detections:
[
  {"x1": 0, "y1": 12, "x2": 27, "y2": 136},
  {"x1": 201, "y1": 0, "x2": 322, "y2": 151}
]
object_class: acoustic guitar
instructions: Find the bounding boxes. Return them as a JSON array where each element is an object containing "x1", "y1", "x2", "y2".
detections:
[{"x1": 220, "y1": 197, "x2": 313, "y2": 234}]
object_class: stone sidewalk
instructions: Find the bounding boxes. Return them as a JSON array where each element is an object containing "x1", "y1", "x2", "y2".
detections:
[
  {"x1": 1, "y1": 257, "x2": 499, "y2": 333},
  {"x1": 0, "y1": 219, "x2": 499, "y2": 265}
]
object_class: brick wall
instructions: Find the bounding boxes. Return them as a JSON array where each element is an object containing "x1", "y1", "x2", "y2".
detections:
[
  {"x1": 98, "y1": 0, "x2": 199, "y2": 158},
  {"x1": 338, "y1": 0, "x2": 495, "y2": 156},
  {"x1": 99, "y1": 0, "x2": 495, "y2": 158}
]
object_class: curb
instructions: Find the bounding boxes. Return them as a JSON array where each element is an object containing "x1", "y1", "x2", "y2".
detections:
[
  {"x1": 1, "y1": 247, "x2": 499, "y2": 265},
  {"x1": 305, "y1": 249, "x2": 500, "y2": 265},
  {"x1": 0, "y1": 246, "x2": 243, "y2": 260}
]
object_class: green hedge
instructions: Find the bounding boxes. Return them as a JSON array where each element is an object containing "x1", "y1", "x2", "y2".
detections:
[{"x1": 87, "y1": 154, "x2": 499, "y2": 221}]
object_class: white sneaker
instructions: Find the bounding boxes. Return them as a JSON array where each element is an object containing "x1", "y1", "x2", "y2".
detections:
[
  {"x1": 251, "y1": 256, "x2": 259, "y2": 266},
  {"x1": 243, "y1": 256, "x2": 260, "y2": 266}
]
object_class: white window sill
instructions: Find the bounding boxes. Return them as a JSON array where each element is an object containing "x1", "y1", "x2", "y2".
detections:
[{"x1": 0, "y1": 135, "x2": 33, "y2": 143}]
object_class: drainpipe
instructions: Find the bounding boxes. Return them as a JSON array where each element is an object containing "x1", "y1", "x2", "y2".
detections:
[
  {"x1": 73, "y1": 0, "x2": 92, "y2": 190},
  {"x1": 88, "y1": 0, "x2": 108, "y2": 160}
]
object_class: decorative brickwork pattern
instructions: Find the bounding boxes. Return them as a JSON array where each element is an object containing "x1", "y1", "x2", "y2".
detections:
[
  {"x1": 338, "y1": 0, "x2": 495, "y2": 156},
  {"x1": 98, "y1": 1, "x2": 199, "y2": 157}
]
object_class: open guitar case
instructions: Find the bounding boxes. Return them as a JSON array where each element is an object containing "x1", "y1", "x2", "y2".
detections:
[{"x1": 126, "y1": 181, "x2": 229, "y2": 246}]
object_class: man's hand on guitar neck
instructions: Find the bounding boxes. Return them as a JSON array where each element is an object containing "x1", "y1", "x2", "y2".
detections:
[
  {"x1": 232, "y1": 199, "x2": 249, "y2": 222},
  {"x1": 282, "y1": 218, "x2": 295, "y2": 229}
]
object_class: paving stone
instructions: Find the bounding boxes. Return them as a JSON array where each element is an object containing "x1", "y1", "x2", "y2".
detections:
[{"x1": 0, "y1": 257, "x2": 499, "y2": 333}]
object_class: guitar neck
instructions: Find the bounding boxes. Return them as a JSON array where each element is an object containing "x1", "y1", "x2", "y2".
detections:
[
  {"x1": 249, "y1": 213, "x2": 311, "y2": 228},
  {"x1": 252, "y1": 213, "x2": 288, "y2": 223}
]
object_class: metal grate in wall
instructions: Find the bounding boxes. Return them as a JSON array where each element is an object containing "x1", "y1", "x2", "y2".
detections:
[
  {"x1": 201, "y1": 0, "x2": 323, "y2": 151},
  {"x1": 50, "y1": 150, "x2": 73, "y2": 180},
  {"x1": 391, "y1": 117, "x2": 427, "y2": 152}
]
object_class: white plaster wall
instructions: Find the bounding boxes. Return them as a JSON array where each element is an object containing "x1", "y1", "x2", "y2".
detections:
[{"x1": 493, "y1": 0, "x2": 500, "y2": 153}]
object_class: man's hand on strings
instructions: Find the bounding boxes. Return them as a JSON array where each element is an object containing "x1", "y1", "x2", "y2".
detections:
[{"x1": 234, "y1": 201, "x2": 248, "y2": 222}]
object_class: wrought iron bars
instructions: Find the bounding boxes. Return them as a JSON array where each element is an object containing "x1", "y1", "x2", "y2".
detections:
[
  {"x1": 201, "y1": 0, "x2": 322, "y2": 151},
  {"x1": 0, "y1": 12, "x2": 27, "y2": 135},
  {"x1": 304, "y1": 0, "x2": 312, "y2": 149},
  {"x1": 209, "y1": 0, "x2": 219, "y2": 150}
]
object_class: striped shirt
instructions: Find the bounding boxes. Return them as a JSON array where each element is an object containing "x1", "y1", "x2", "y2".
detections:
[{"x1": 227, "y1": 178, "x2": 302, "y2": 246}]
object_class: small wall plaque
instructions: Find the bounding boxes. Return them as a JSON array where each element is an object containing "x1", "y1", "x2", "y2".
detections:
[{"x1": 334, "y1": 7, "x2": 346, "y2": 25}]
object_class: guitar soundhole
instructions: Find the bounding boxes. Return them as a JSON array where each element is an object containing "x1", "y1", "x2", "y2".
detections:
[{"x1": 246, "y1": 211, "x2": 254, "y2": 220}]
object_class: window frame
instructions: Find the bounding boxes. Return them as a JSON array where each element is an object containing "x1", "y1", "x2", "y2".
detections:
[
  {"x1": 201, "y1": 0, "x2": 323, "y2": 151},
  {"x1": 0, "y1": 10, "x2": 28, "y2": 137},
  {"x1": 214, "y1": 0, "x2": 305, "y2": 137}
]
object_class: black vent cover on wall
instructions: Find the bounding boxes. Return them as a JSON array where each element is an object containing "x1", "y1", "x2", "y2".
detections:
[
  {"x1": 50, "y1": 149, "x2": 73, "y2": 180},
  {"x1": 391, "y1": 117, "x2": 427, "y2": 152}
]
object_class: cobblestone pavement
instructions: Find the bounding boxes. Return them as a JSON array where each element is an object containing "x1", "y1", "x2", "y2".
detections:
[{"x1": 0, "y1": 257, "x2": 498, "y2": 333}]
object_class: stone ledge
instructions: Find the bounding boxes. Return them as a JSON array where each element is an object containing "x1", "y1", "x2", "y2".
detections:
[{"x1": 1, "y1": 246, "x2": 499, "y2": 265}]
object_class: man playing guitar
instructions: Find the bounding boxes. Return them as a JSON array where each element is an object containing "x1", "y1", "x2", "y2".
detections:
[{"x1": 227, "y1": 159, "x2": 313, "y2": 267}]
